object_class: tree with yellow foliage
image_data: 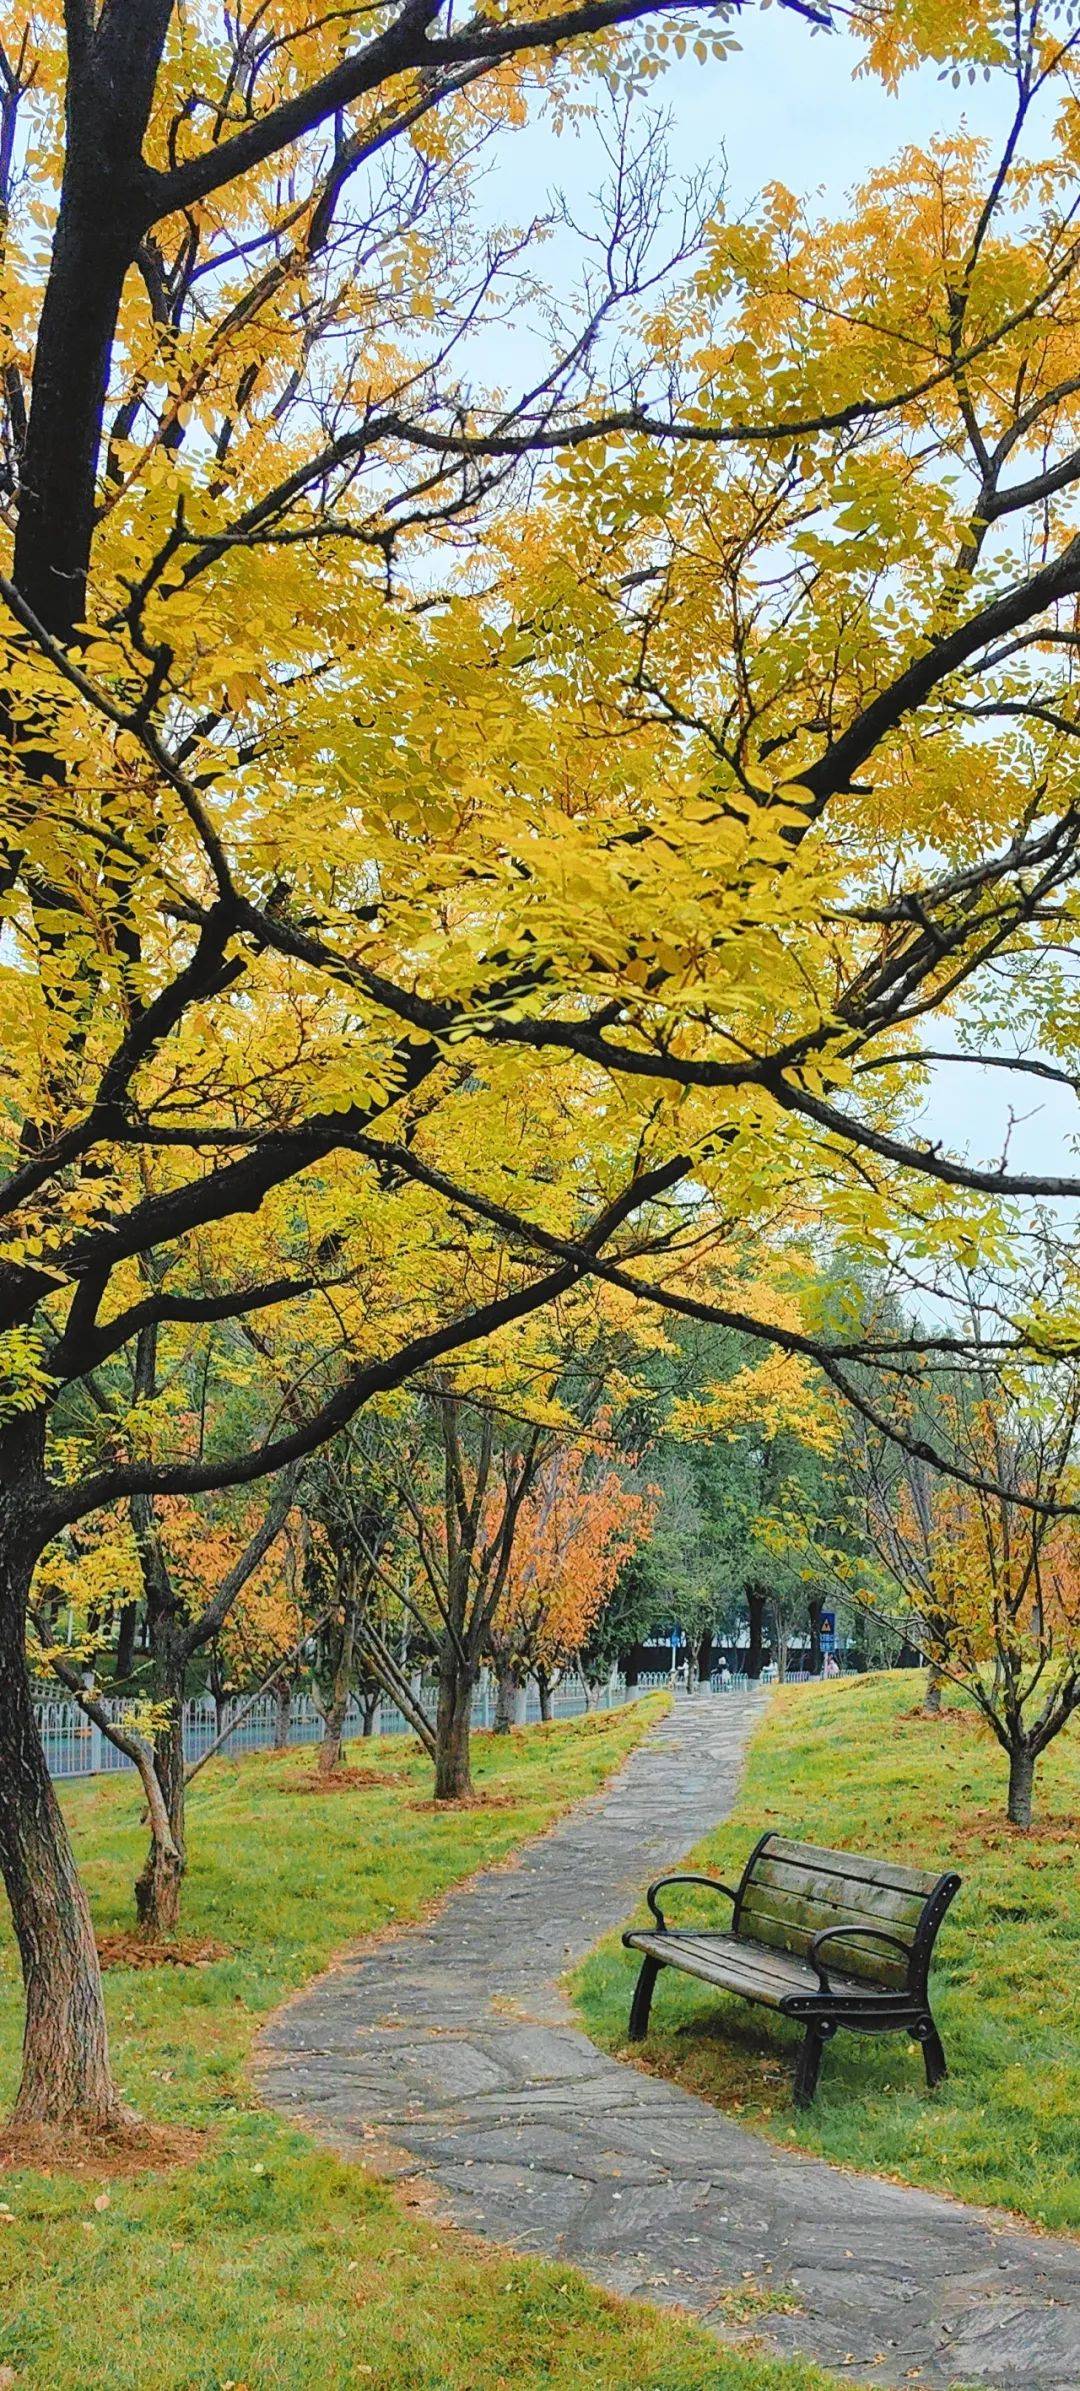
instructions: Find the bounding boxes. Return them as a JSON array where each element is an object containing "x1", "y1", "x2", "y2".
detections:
[{"x1": 7, "y1": 0, "x2": 1080, "y2": 2144}]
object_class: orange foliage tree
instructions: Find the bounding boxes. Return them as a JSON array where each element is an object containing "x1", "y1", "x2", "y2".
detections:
[
  {"x1": 35, "y1": 1482, "x2": 295, "y2": 1935},
  {"x1": 488, "y1": 1443, "x2": 656, "y2": 1718}
]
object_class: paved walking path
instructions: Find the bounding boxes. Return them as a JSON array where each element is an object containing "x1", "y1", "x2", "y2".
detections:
[{"x1": 259, "y1": 1696, "x2": 1080, "y2": 2390}]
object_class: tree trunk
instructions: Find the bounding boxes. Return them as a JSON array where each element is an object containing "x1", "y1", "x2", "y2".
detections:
[
  {"x1": 133, "y1": 1830, "x2": 182, "y2": 1937},
  {"x1": 316, "y1": 1600, "x2": 356, "y2": 1779},
  {"x1": 1007, "y1": 1744, "x2": 1036, "y2": 1829},
  {"x1": 697, "y1": 1630, "x2": 713, "y2": 1684},
  {"x1": 114, "y1": 1599, "x2": 138, "y2": 1682},
  {"x1": 135, "y1": 1647, "x2": 187, "y2": 1939},
  {"x1": 13, "y1": 221, "x2": 133, "y2": 636},
  {"x1": 923, "y1": 1662, "x2": 944, "y2": 1716},
  {"x1": 807, "y1": 1597, "x2": 823, "y2": 1677},
  {"x1": 434, "y1": 1651, "x2": 476, "y2": 1800},
  {"x1": 318, "y1": 1720, "x2": 344, "y2": 1775},
  {"x1": 746, "y1": 1589, "x2": 767, "y2": 1680},
  {"x1": 493, "y1": 1659, "x2": 518, "y2": 1734},
  {"x1": 0, "y1": 1443, "x2": 122, "y2": 2128},
  {"x1": 536, "y1": 1665, "x2": 553, "y2": 1723},
  {"x1": 273, "y1": 1677, "x2": 293, "y2": 1748},
  {"x1": 12, "y1": 5, "x2": 171, "y2": 643}
]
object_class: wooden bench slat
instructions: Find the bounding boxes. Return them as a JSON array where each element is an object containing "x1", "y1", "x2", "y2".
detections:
[
  {"x1": 659, "y1": 1932, "x2": 812, "y2": 1988},
  {"x1": 748, "y1": 1856, "x2": 927, "y2": 1928},
  {"x1": 625, "y1": 1930, "x2": 818, "y2": 2009},
  {"x1": 738, "y1": 1884, "x2": 913, "y2": 1988},
  {"x1": 737, "y1": 1903, "x2": 908, "y2": 1989},
  {"x1": 757, "y1": 1835, "x2": 942, "y2": 1900},
  {"x1": 625, "y1": 1928, "x2": 877, "y2": 2008}
]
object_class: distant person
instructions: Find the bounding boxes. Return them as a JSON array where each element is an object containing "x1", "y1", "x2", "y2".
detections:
[{"x1": 823, "y1": 1652, "x2": 840, "y2": 1679}]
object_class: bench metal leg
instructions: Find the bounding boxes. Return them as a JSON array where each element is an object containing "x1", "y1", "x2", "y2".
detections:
[
  {"x1": 628, "y1": 1954, "x2": 661, "y2": 2041},
  {"x1": 916, "y1": 2016, "x2": 948, "y2": 2089},
  {"x1": 793, "y1": 2021, "x2": 830, "y2": 2107}
]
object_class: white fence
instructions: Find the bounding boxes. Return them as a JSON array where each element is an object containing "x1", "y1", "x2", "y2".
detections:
[
  {"x1": 640, "y1": 1669, "x2": 819, "y2": 1693},
  {"x1": 34, "y1": 1669, "x2": 641, "y2": 1783},
  {"x1": 634, "y1": 1669, "x2": 750, "y2": 1693}
]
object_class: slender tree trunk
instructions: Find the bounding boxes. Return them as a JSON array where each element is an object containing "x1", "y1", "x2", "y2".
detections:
[
  {"x1": 361, "y1": 1690, "x2": 379, "y2": 1738},
  {"x1": 316, "y1": 1600, "x2": 356, "y2": 1779},
  {"x1": 133, "y1": 1795, "x2": 182, "y2": 1938},
  {"x1": 493, "y1": 1658, "x2": 518, "y2": 1734},
  {"x1": 536, "y1": 1665, "x2": 553, "y2": 1722},
  {"x1": 1007, "y1": 1744, "x2": 1036, "y2": 1830},
  {"x1": 807, "y1": 1597, "x2": 823, "y2": 1677},
  {"x1": 0, "y1": 1438, "x2": 122, "y2": 2128},
  {"x1": 434, "y1": 1650, "x2": 476, "y2": 1800},
  {"x1": 746, "y1": 1589, "x2": 767, "y2": 1681},
  {"x1": 114, "y1": 1599, "x2": 138, "y2": 1682},
  {"x1": 317, "y1": 1682, "x2": 349, "y2": 1776},
  {"x1": 697, "y1": 1630, "x2": 713, "y2": 1684},
  {"x1": 923, "y1": 1662, "x2": 944, "y2": 1716},
  {"x1": 353, "y1": 1622, "x2": 436, "y2": 1757},
  {"x1": 135, "y1": 1639, "x2": 187, "y2": 1939},
  {"x1": 273, "y1": 1676, "x2": 293, "y2": 1748}
]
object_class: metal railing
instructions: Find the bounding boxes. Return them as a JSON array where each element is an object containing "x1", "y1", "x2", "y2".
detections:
[
  {"x1": 634, "y1": 1669, "x2": 749, "y2": 1694},
  {"x1": 34, "y1": 1669, "x2": 641, "y2": 1783}
]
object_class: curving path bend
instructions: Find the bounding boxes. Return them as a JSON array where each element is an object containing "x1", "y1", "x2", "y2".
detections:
[{"x1": 258, "y1": 1696, "x2": 1080, "y2": 2390}]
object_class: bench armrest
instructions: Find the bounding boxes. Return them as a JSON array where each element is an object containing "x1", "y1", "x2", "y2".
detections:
[
  {"x1": 809, "y1": 1923, "x2": 913, "y2": 1995},
  {"x1": 645, "y1": 1873, "x2": 739, "y2": 1931}
]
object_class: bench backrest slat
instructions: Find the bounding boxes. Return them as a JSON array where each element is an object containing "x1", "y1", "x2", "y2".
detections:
[{"x1": 735, "y1": 1833, "x2": 953, "y2": 1993}]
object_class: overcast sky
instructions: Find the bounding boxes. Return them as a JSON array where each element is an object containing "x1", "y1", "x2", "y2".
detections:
[{"x1": 480, "y1": 20, "x2": 1080, "y2": 1185}]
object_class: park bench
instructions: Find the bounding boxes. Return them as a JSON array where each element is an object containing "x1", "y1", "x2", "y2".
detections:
[{"x1": 623, "y1": 1831, "x2": 961, "y2": 2106}]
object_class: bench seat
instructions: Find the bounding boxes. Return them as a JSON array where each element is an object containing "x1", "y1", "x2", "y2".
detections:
[
  {"x1": 623, "y1": 1926, "x2": 882, "y2": 2012},
  {"x1": 621, "y1": 1833, "x2": 961, "y2": 2105}
]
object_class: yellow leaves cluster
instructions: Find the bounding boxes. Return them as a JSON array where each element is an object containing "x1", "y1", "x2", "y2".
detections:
[
  {"x1": 673, "y1": 1345, "x2": 838, "y2": 1458},
  {"x1": 0, "y1": 1329, "x2": 55, "y2": 1421},
  {"x1": 11, "y1": 0, "x2": 1080, "y2": 1521}
]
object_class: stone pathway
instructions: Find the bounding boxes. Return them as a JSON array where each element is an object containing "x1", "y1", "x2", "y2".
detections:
[{"x1": 258, "y1": 1696, "x2": 1080, "y2": 2390}]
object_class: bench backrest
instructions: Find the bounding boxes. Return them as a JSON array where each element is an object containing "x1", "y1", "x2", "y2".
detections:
[{"x1": 734, "y1": 1833, "x2": 959, "y2": 1994}]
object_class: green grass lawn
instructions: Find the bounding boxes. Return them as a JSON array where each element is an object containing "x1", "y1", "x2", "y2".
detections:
[
  {"x1": 574, "y1": 1673, "x2": 1080, "y2": 2234},
  {"x1": 0, "y1": 1703, "x2": 839, "y2": 2391}
]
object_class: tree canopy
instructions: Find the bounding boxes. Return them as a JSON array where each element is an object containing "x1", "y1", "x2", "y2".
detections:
[{"x1": 7, "y1": 0, "x2": 1080, "y2": 2135}]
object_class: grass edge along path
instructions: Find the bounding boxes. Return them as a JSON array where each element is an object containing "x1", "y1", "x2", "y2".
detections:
[
  {"x1": 574, "y1": 1674, "x2": 1080, "y2": 2237},
  {"x1": 0, "y1": 1698, "x2": 841, "y2": 2391}
]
